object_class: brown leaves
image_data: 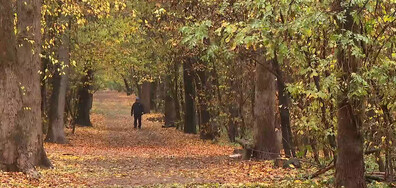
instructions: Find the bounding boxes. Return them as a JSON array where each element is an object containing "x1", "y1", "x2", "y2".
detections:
[{"x1": 0, "y1": 91, "x2": 304, "y2": 187}]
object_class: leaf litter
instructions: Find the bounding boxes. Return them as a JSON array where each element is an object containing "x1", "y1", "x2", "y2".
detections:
[{"x1": 0, "y1": 91, "x2": 324, "y2": 187}]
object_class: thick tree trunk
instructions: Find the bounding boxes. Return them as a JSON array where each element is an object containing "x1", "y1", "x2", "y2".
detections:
[
  {"x1": 333, "y1": 1, "x2": 366, "y2": 187},
  {"x1": 335, "y1": 101, "x2": 365, "y2": 187},
  {"x1": 183, "y1": 58, "x2": 196, "y2": 134},
  {"x1": 75, "y1": 67, "x2": 93, "y2": 127},
  {"x1": 164, "y1": 75, "x2": 176, "y2": 127},
  {"x1": 252, "y1": 54, "x2": 280, "y2": 160},
  {"x1": 272, "y1": 57, "x2": 295, "y2": 158},
  {"x1": 0, "y1": 0, "x2": 51, "y2": 173},
  {"x1": 150, "y1": 81, "x2": 158, "y2": 111},
  {"x1": 45, "y1": 31, "x2": 70, "y2": 144},
  {"x1": 141, "y1": 81, "x2": 151, "y2": 114}
]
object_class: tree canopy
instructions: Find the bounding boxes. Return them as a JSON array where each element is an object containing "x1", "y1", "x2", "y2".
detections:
[{"x1": 0, "y1": 0, "x2": 396, "y2": 187}]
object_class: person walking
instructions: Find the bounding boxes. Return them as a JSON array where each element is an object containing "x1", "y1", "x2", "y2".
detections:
[{"x1": 131, "y1": 97, "x2": 144, "y2": 129}]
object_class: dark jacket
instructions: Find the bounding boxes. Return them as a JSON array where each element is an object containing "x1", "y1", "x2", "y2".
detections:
[{"x1": 131, "y1": 102, "x2": 144, "y2": 116}]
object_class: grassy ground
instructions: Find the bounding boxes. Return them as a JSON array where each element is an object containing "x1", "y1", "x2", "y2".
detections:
[{"x1": 1, "y1": 91, "x2": 389, "y2": 187}]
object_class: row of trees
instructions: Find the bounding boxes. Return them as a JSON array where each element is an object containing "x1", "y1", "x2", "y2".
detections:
[
  {"x1": 0, "y1": 0, "x2": 125, "y2": 174},
  {"x1": 1, "y1": 0, "x2": 395, "y2": 187},
  {"x1": 121, "y1": 0, "x2": 395, "y2": 187}
]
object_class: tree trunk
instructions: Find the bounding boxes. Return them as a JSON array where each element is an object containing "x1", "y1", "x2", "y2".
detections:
[
  {"x1": 311, "y1": 139, "x2": 321, "y2": 165},
  {"x1": 335, "y1": 101, "x2": 366, "y2": 187},
  {"x1": 0, "y1": 0, "x2": 51, "y2": 173},
  {"x1": 75, "y1": 67, "x2": 93, "y2": 127},
  {"x1": 45, "y1": 32, "x2": 70, "y2": 144},
  {"x1": 177, "y1": 67, "x2": 185, "y2": 130},
  {"x1": 228, "y1": 105, "x2": 239, "y2": 143},
  {"x1": 272, "y1": 56, "x2": 295, "y2": 158},
  {"x1": 183, "y1": 57, "x2": 196, "y2": 134},
  {"x1": 173, "y1": 62, "x2": 181, "y2": 121},
  {"x1": 123, "y1": 77, "x2": 132, "y2": 96},
  {"x1": 252, "y1": 54, "x2": 280, "y2": 160},
  {"x1": 141, "y1": 81, "x2": 151, "y2": 114},
  {"x1": 375, "y1": 150, "x2": 385, "y2": 172},
  {"x1": 164, "y1": 75, "x2": 176, "y2": 127},
  {"x1": 226, "y1": 61, "x2": 239, "y2": 143},
  {"x1": 150, "y1": 81, "x2": 158, "y2": 111},
  {"x1": 195, "y1": 63, "x2": 213, "y2": 140},
  {"x1": 333, "y1": 1, "x2": 366, "y2": 187}
]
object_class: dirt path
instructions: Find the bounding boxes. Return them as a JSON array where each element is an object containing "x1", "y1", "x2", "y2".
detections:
[
  {"x1": 1, "y1": 91, "x2": 301, "y2": 187},
  {"x1": 80, "y1": 91, "x2": 236, "y2": 186}
]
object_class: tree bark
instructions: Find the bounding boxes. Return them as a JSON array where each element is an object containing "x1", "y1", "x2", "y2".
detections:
[
  {"x1": 45, "y1": 32, "x2": 70, "y2": 144},
  {"x1": 150, "y1": 81, "x2": 158, "y2": 111},
  {"x1": 141, "y1": 81, "x2": 151, "y2": 114},
  {"x1": 252, "y1": 53, "x2": 280, "y2": 160},
  {"x1": 75, "y1": 67, "x2": 93, "y2": 127},
  {"x1": 333, "y1": 1, "x2": 366, "y2": 187},
  {"x1": 164, "y1": 75, "x2": 176, "y2": 127},
  {"x1": 272, "y1": 57, "x2": 295, "y2": 158},
  {"x1": 183, "y1": 57, "x2": 196, "y2": 134},
  {"x1": 0, "y1": 0, "x2": 51, "y2": 173}
]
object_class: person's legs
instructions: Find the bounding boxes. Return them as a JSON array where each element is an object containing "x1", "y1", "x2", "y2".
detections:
[
  {"x1": 138, "y1": 115, "x2": 142, "y2": 129},
  {"x1": 134, "y1": 115, "x2": 138, "y2": 128}
]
